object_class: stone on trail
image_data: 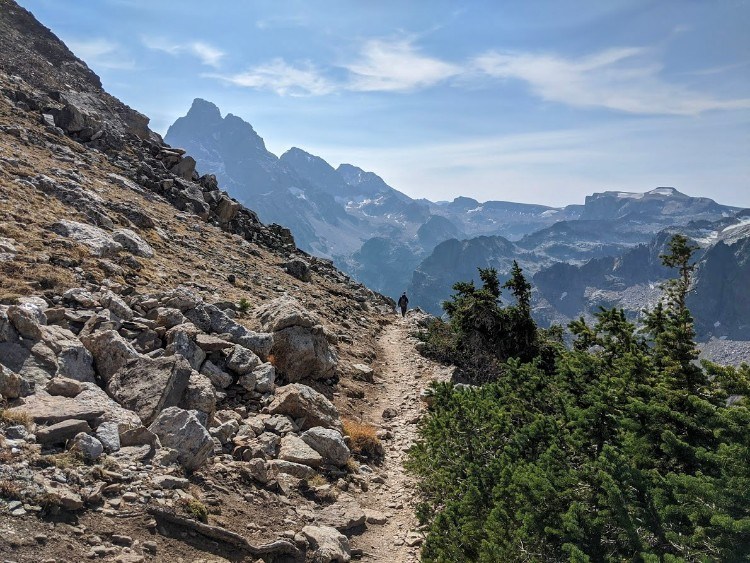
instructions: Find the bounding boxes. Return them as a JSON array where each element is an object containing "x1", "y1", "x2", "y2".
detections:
[
  {"x1": 278, "y1": 434, "x2": 323, "y2": 468},
  {"x1": 301, "y1": 427, "x2": 350, "y2": 467},
  {"x1": 301, "y1": 525, "x2": 351, "y2": 563}
]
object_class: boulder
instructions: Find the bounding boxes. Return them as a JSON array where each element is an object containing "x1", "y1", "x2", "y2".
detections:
[
  {"x1": 45, "y1": 377, "x2": 84, "y2": 398},
  {"x1": 36, "y1": 419, "x2": 91, "y2": 445},
  {"x1": 50, "y1": 220, "x2": 122, "y2": 257},
  {"x1": 267, "y1": 384, "x2": 342, "y2": 432},
  {"x1": 165, "y1": 328, "x2": 206, "y2": 371},
  {"x1": 253, "y1": 363, "x2": 276, "y2": 394},
  {"x1": 154, "y1": 307, "x2": 185, "y2": 329},
  {"x1": 8, "y1": 382, "x2": 141, "y2": 428},
  {"x1": 40, "y1": 325, "x2": 96, "y2": 382},
  {"x1": 81, "y1": 330, "x2": 139, "y2": 382},
  {"x1": 200, "y1": 360, "x2": 233, "y2": 389},
  {"x1": 271, "y1": 325, "x2": 337, "y2": 381},
  {"x1": 95, "y1": 421, "x2": 121, "y2": 453},
  {"x1": 186, "y1": 304, "x2": 273, "y2": 358},
  {"x1": 159, "y1": 287, "x2": 201, "y2": 312},
  {"x1": 209, "y1": 419, "x2": 239, "y2": 444},
  {"x1": 215, "y1": 196, "x2": 239, "y2": 223},
  {"x1": 195, "y1": 334, "x2": 233, "y2": 352},
  {"x1": 317, "y1": 500, "x2": 367, "y2": 533},
  {"x1": 301, "y1": 427, "x2": 350, "y2": 467},
  {"x1": 301, "y1": 526, "x2": 351, "y2": 563},
  {"x1": 0, "y1": 364, "x2": 33, "y2": 399},
  {"x1": 226, "y1": 345, "x2": 261, "y2": 375},
  {"x1": 70, "y1": 432, "x2": 104, "y2": 461},
  {"x1": 112, "y1": 228, "x2": 154, "y2": 258},
  {"x1": 268, "y1": 459, "x2": 316, "y2": 480},
  {"x1": 101, "y1": 291, "x2": 134, "y2": 321},
  {"x1": 172, "y1": 155, "x2": 196, "y2": 181},
  {"x1": 107, "y1": 356, "x2": 192, "y2": 425},
  {"x1": 255, "y1": 295, "x2": 318, "y2": 332},
  {"x1": 148, "y1": 407, "x2": 213, "y2": 471},
  {"x1": 284, "y1": 258, "x2": 312, "y2": 283},
  {"x1": 180, "y1": 371, "x2": 216, "y2": 417},
  {"x1": 279, "y1": 435, "x2": 322, "y2": 468},
  {"x1": 7, "y1": 303, "x2": 46, "y2": 340},
  {"x1": 243, "y1": 458, "x2": 271, "y2": 484}
]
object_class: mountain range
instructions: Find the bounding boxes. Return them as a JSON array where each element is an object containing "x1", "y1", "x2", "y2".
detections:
[{"x1": 165, "y1": 99, "x2": 749, "y2": 341}]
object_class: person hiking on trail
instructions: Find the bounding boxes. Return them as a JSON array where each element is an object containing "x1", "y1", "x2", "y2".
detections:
[{"x1": 398, "y1": 292, "x2": 409, "y2": 317}]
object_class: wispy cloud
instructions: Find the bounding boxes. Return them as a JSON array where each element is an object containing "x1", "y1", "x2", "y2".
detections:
[
  {"x1": 142, "y1": 37, "x2": 225, "y2": 68},
  {"x1": 66, "y1": 38, "x2": 135, "y2": 70},
  {"x1": 473, "y1": 47, "x2": 750, "y2": 115},
  {"x1": 344, "y1": 38, "x2": 461, "y2": 92},
  {"x1": 208, "y1": 59, "x2": 334, "y2": 96}
]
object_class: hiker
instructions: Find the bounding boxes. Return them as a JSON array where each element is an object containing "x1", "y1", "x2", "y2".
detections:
[{"x1": 397, "y1": 292, "x2": 409, "y2": 317}]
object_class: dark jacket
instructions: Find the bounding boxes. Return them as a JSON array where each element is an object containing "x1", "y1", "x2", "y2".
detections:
[{"x1": 398, "y1": 295, "x2": 409, "y2": 308}]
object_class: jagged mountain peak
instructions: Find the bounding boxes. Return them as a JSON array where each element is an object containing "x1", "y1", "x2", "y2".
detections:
[{"x1": 186, "y1": 97, "x2": 222, "y2": 120}]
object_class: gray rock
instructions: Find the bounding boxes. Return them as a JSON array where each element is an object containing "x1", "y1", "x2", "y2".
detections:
[
  {"x1": 267, "y1": 384, "x2": 342, "y2": 432},
  {"x1": 107, "y1": 356, "x2": 192, "y2": 425},
  {"x1": 243, "y1": 458, "x2": 271, "y2": 484},
  {"x1": 301, "y1": 427, "x2": 350, "y2": 467},
  {"x1": 154, "y1": 307, "x2": 185, "y2": 329},
  {"x1": 7, "y1": 303, "x2": 46, "y2": 340},
  {"x1": 279, "y1": 435, "x2": 322, "y2": 468},
  {"x1": 40, "y1": 325, "x2": 96, "y2": 382},
  {"x1": 226, "y1": 345, "x2": 261, "y2": 375},
  {"x1": 81, "y1": 330, "x2": 139, "y2": 382},
  {"x1": 50, "y1": 220, "x2": 122, "y2": 257},
  {"x1": 172, "y1": 155, "x2": 196, "y2": 181},
  {"x1": 209, "y1": 419, "x2": 239, "y2": 444},
  {"x1": 264, "y1": 414, "x2": 297, "y2": 435},
  {"x1": 36, "y1": 419, "x2": 91, "y2": 445},
  {"x1": 255, "y1": 295, "x2": 319, "y2": 332},
  {"x1": 70, "y1": 432, "x2": 104, "y2": 461},
  {"x1": 283, "y1": 258, "x2": 312, "y2": 282},
  {"x1": 62, "y1": 288, "x2": 98, "y2": 308},
  {"x1": 180, "y1": 371, "x2": 216, "y2": 418},
  {"x1": 165, "y1": 328, "x2": 206, "y2": 371},
  {"x1": 0, "y1": 364, "x2": 32, "y2": 399},
  {"x1": 200, "y1": 360, "x2": 233, "y2": 389},
  {"x1": 271, "y1": 326, "x2": 338, "y2": 381},
  {"x1": 186, "y1": 304, "x2": 273, "y2": 358},
  {"x1": 112, "y1": 228, "x2": 154, "y2": 258},
  {"x1": 95, "y1": 421, "x2": 121, "y2": 453},
  {"x1": 5, "y1": 424, "x2": 28, "y2": 440},
  {"x1": 253, "y1": 362, "x2": 276, "y2": 394},
  {"x1": 160, "y1": 287, "x2": 201, "y2": 312},
  {"x1": 301, "y1": 525, "x2": 351, "y2": 563},
  {"x1": 45, "y1": 377, "x2": 84, "y2": 398},
  {"x1": 148, "y1": 407, "x2": 213, "y2": 471},
  {"x1": 101, "y1": 291, "x2": 134, "y2": 321},
  {"x1": 151, "y1": 475, "x2": 189, "y2": 489},
  {"x1": 195, "y1": 333, "x2": 233, "y2": 352},
  {"x1": 317, "y1": 501, "x2": 366, "y2": 532},
  {"x1": 268, "y1": 459, "x2": 316, "y2": 480},
  {"x1": 119, "y1": 425, "x2": 158, "y2": 447}
]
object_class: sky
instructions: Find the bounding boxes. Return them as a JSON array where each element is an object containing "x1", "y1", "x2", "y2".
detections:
[{"x1": 17, "y1": 0, "x2": 750, "y2": 208}]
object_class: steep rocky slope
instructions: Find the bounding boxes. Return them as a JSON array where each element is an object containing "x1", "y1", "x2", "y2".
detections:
[{"x1": 0, "y1": 2, "x2": 451, "y2": 562}]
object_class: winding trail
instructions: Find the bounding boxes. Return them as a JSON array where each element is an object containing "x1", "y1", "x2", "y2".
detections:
[{"x1": 350, "y1": 315, "x2": 453, "y2": 562}]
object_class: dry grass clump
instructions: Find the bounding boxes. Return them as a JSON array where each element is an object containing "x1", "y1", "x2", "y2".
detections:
[
  {"x1": 0, "y1": 409, "x2": 32, "y2": 428},
  {"x1": 179, "y1": 497, "x2": 209, "y2": 523},
  {"x1": 0, "y1": 479, "x2": 22, "y2": 500},
  {"x1": 342, "y1": 418, "x2": 384, "y2": 461}
]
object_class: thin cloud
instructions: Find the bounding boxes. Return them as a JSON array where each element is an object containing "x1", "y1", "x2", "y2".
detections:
[
  {"x1": 473, "y1": 47, "x2": 750, "y2": 115},
  {"x1": 65, "y1": 38, "x2": 135, "y2": 70},
  {"x1": 142, "y1": 37, "x2": 225, "y2": 68},
  {"x1": 208, "y1": 59, "x2": 334, "y2": 96},
  {"x1": 344, "y1": 38, "x2": 461, "y2": 92}
]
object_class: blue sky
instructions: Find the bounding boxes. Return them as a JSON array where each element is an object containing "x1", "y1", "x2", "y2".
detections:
[{"x1": 18, "y1": 0, "x2": 750, "y2": 207}]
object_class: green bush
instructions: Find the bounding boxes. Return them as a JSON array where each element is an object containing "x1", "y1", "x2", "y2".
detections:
[{"x1": 408, "y1": 236, "x2": 750, "y2": 561}]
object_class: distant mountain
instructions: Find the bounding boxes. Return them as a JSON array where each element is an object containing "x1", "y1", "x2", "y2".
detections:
[{"x1": 165, "y1": 99, "x2": 746, "y2": 326}]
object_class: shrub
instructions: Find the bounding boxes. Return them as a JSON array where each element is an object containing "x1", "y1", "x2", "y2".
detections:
[
  {"x1": 237, "y1": 297, "x2": 251, "y2": 315},
  {"x1": 0, "y1": 479, "x2": 22, "y2": 500},
  {"x1": 180, "y1": 498, "x2": 208, "y2": 523}
]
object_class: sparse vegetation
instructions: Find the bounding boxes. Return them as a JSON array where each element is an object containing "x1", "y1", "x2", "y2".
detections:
[
  {"x1": 180, "y1": 497, "x2": 209, "y2": 523},
  {"x1": 0, "y1": 479, "x2": 22, "y2": 500},
  {"x1": 0, "y1": 409, "x2": 32, "y2": 428},
  {"x1": 237, "y1": 297, "x2": 251, "y2": 315},
  {"x1": 342, "y1": 418, "x2": 383, "y2": 461}
]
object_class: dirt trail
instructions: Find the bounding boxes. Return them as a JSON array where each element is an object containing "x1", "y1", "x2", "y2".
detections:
[{"x1": 350, "y1": 315, "x2": 453, "y2": 562}]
